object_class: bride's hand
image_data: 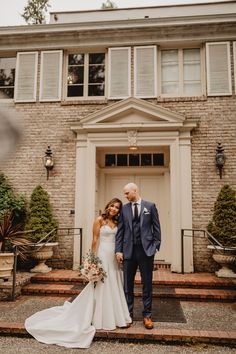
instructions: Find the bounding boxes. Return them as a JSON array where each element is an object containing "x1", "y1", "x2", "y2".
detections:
[{"x1": 116, "y1": 252, "x2": 123, "y2": 264}]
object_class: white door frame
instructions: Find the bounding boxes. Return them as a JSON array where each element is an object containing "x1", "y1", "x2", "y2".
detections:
[{"x1": 72, "y1": 130, "x2": 193, "y2": 273}]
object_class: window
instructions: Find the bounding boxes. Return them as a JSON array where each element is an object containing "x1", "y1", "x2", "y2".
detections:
[
  {"x1": 0, "y1": 58, "x2": 16, "y2": 99},
  {"x1": 67, "y1": 52, "x2": 105, "y2": 98},
  {"x1": 105, "y1": 153, "x2": 165, "y2": 167},
  {"x1": 160, "y1": 48, "x2": 202, "y2": 96}
]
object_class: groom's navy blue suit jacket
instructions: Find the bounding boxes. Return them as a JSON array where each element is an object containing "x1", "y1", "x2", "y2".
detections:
[{"x1": 115, "y1": 200, "x2": 161, "y2": 259}]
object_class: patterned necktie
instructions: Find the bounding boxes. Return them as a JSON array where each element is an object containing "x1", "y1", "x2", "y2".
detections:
[{"x1": 134, "y1": 202, "x2": 139, "y2": 221}]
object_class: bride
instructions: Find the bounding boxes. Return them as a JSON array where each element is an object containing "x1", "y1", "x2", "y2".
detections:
[{"x1": 25, "y1": 198, "x2": 131, "y2": 348}]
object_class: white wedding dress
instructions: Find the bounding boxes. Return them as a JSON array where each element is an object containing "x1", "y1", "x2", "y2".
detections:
[{"x1": 25, "y1": 225, "x2": 131, "y2": 348}]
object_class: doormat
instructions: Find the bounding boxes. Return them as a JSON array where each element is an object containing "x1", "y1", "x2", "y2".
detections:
[{"x1": 133, "y1": 297, "x2": 186, "y2": 323}]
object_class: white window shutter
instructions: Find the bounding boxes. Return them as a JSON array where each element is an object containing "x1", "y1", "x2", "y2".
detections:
[
  {"x1": 134, "y1": 46, "x2": 157, "y2": 98},
  {"x1": 234, "y1": 42, "x2": 236, "y2": 93},
  {"x1": 108, "y1": 47, "x2": 131, "y2": 99},
  {"x1": 206, "y1": 42, "x2": 232, "y2": 96},
  {"x1": 40, "y1": 50, "x2": 62, "y2": 101},
  {"x1": 14, "y1": 52, "x2": 38, "y2": 102}
]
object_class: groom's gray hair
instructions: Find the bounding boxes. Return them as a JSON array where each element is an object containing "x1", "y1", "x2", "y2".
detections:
[{"x1": 124, "y1": 182, "x2": 138, "y2": 191}]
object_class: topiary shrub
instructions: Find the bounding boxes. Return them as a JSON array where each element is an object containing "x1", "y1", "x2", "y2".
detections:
[
  {"x1": 26, "y1": 185, "x2": 58, "y2": 243},
  {"x1": 207, "y1": 185, "x2": 236, "y2": 247}
]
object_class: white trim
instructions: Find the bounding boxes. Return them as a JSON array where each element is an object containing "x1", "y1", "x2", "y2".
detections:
[
  {"x1": 234, "y1": 42, "x2": 236, "y2": 94},
  {"x1": 206, "y1": 41, "x2": 232, "y2": 96},
  {"x1": 134, "y1": 45, "x2": 157, "y2": 98},
  {"x1": 14, "y1": 52, "x2": 38, "y2": 103},
  {"x1": 108, "y1": 47, "x2": 131, "y2": 99},
  {"x1": 39, "y1": 50, "x2": 63, "y2": 102}
]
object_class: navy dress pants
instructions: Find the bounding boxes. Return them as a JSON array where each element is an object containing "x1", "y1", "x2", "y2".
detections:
[{"x1": 123, "y1": 244, "x2": 154, "y2": 318}]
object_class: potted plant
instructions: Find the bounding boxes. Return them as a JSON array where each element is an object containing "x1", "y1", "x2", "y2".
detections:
[
  {"x1": 26, "y1": 185, "x2": 59, "y2": 273},
  {"x1": 0, "y1": 174, "x2": 28, "y2": 280},
  {"x1": 207, "y1": 184, "x2": 236, "y2": 278}
]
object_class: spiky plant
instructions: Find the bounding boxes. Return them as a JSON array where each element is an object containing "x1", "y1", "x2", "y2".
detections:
[{"x1": 0, "y1": 212, "x2": 30, "y2": 260}]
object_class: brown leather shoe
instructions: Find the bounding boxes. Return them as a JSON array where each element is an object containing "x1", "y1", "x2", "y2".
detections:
[{"x1": 143, "y1": 317, "x2": 154, "y2": 329}]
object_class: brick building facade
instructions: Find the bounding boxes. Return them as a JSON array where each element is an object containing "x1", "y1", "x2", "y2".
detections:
[{"x1": 0, "y1": 1, "x2": 235, "y2": 272}]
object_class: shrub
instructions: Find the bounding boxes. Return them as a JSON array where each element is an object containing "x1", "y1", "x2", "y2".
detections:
[
  {"x1": 26, "y1": 185, "x2": 58, "y2": 243},
  {"x1": 0, "y1": 173, "x2": 27, "y2": 226},
  {"x1": 207, "y1": 185, "x2": 236, "y2": 247}
]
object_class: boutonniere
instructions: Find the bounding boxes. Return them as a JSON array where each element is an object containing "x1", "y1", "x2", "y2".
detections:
[{"x1": 143, "y1": 207, "x2": 150, "y2": 215}]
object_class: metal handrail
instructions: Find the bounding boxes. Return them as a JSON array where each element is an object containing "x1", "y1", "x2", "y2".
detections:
[
  {"x1": 10, "y1": 227, "x2": 83, "y2": 301},
  {"x1": 181, "y1": 228, "x2": 236, "y2": 274}
]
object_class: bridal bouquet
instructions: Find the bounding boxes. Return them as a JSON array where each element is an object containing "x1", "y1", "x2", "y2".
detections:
[{"x1": 79, "y1": 250, "x2": 107, "y2": 283}]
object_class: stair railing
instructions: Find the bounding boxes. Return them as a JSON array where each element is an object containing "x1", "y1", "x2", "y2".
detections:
[
  {"x1": 181, "y1": 228, "x2": 236, "y2": 274},
  {"x1": 11, "y1": 227, "x2": 83, "y2": 301}
]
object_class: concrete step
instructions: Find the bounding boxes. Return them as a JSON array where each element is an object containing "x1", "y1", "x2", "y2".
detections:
[
  {"x1": 21, "y1": 282, "x2": 236, "y2": 301},
  {"x1": 0, "y1": 321, "x2": 235, "y2": 345}
]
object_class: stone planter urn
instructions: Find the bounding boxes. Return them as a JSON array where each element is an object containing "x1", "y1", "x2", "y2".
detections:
[
  {"x1": 0, "y1": 253, "x2": 14, "y2": 281},
  {"x1": 30, "y1": 242, "x2": 58, "y2": 273},
  {"x1": 207, "y1": 245, "x2": 236, "y2": 278}
]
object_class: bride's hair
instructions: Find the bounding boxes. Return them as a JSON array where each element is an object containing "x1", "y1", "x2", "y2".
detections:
[{"x1": 102, "y1": 197, "x2": 122, "y2": 221}]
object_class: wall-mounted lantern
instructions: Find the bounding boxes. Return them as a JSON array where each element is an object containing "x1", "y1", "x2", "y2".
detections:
[
  {"x1": 215, "y1": 142, "x2": 225, "y2": 179},
  {"x1": 43, "y1": 146, "x2": 54, "y2": 180}
]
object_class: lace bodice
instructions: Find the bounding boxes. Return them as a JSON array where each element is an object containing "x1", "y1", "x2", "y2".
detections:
[{"x1": 99, "y1": 225, "x2": 117, "y2": 243}]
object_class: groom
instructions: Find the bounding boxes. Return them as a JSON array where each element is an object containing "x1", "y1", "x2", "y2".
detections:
[{"x1": 115, "y1": 183, "x2": 161, "y2": 329}]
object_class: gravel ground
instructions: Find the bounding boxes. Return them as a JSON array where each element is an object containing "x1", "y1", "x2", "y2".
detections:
[
  {"x1": 0, "y1": 337, "x2": 235, "y2": 354},
  {"x1": 0, "y1": 297, "x2": 235, "y2": 332}
]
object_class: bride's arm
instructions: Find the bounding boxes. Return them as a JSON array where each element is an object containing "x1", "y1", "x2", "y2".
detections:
[{"x1": 91, "y1": 216, "x2": 102, "y2": 254}]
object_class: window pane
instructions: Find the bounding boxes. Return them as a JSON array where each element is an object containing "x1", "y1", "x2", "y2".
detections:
[
  {"x1": 183, "y1": 49, "x2": 201, "y2": 95},
  {"x1": 162, "y1": 82, "x2": 179, "y2": 94},
  {"x1": 184, "y1": 63, "x2": 201, "y2": 80},
  {"x1": 141, "y1": 154, "x2": 152, "y2": 166},
  {"x1": 88, "y1": 84, "x2": 105, "y2": 96},
  {"x1": 0, "y1": 87, "x2": 14, "y2": 99},
  {"x1": 184, "y1": 83, "x2": 201, "y2": 95},
  {"x1": 117, "y1": 154, "x2": 127, "y2": 166},
  {"x1": 67, "y1": 85, "x2": 83, "y2": 97},
  {"x1": 68, "y1": 67, "x2": 84, "y2": 84},
  {"x1": 161, "y1": 50, "x2": 179, "y2": 94},
  {"x1": 68, "y1": 54, "x2": 84, "y2": 65},
  {"x1": 153, "y1": 153, "x2": 164, "y2": 166},
  {"x1": 89, "y1": 65, "x2": 105, "y2": 83},
  {"x1": 129, "y1": 154, "x2": 139, "y2": 166},
  {"x1": 89, "y1": 53, "x2": 105, "y2": 65},
  {"x1": 105, "y1": 154, "x2": 116, "y2": 166},
  {"x1": 0, "y1": 58, "x2": 16, "y2": 99}
]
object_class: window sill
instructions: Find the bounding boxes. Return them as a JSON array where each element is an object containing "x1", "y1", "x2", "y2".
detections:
[
  {"x1": 157, "y1": 96, "x2": 207, "y2": 102},
  {"x1": 61, "y1": 99, "x2": 108, "y2": 105}
]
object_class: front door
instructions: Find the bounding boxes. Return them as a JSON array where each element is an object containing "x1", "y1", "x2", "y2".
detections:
[{"x1": 100, "y1": 172, "x2": 170, "y2": 263}]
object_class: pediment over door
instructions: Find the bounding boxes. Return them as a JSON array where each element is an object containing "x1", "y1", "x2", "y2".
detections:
[{"x1": 71, "y1": 98, "x2": 197, "y2": 133}]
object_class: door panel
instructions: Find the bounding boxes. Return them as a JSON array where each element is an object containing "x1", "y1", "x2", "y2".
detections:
[{"x1": 102, "y1": 173, "x2": 170, "y2": 263}]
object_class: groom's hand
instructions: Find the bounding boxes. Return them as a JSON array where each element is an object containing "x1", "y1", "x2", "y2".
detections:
[{"x1": 116, "y1": 252, "x2": 123, "y2": 264}]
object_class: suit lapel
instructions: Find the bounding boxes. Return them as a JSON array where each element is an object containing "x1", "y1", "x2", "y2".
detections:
[{"x1": 140, "y1": 200, "x2": 145, "y2": 227}]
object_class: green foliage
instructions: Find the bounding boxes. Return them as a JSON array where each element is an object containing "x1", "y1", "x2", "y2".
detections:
[
  {"x1": 26, "y1": 185, "x2": 58, "y2": 243},
  {"x1": 0, "y1": 173, "x2": 27, "y2": 226},
  {"x1": 207, "y1": 185, "x2": 236, "y2": 247},
  {"x1": 101, "y1": 0, "x2": 117, "y2": 9},
  {"x1": 21, "y1": 0, "x2": 50, "y2": 25},
  {"x1": 0, "y1": 212, "x2": 30, "y2": 259}
]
